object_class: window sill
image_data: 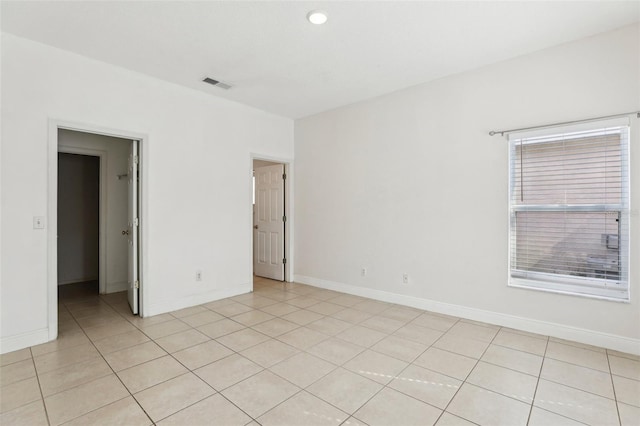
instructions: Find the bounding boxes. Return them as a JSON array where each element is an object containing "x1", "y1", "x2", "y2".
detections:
[{"x1": 509, "y1": 277, "x2": 629, "y2": 303}]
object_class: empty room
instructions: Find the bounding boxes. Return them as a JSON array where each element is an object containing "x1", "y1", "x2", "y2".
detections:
[{"x1": 0, "y1": 1, "x2": 639, "y2": 425}]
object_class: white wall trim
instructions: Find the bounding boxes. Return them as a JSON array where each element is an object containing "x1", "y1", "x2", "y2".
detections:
[
  {"x1": 0, "y1": 328, "x2": 49, "y2": 355},
  {"x1": 250, "y1": 153, "x2": 294, "y2": 284},
  {"x1": 146, "y1": 284, "x2": 252, "y2": 317},
  {"x1": 58, "y1": 278, "x2": 100, "y2": 286},
  {"x1": 294, "y1": 274, "x2": 640, "y2": 355},
  {"x1": 58, "y1": 145, "x2": 107, "y2": 294}
]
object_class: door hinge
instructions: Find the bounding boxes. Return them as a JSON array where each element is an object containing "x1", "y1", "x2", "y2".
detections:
[
  {"x1": 282, "y1": 215, "x2": 286, "y2": 222},
  {"x1": 283, "y1": 258, "x2": 287, "y2": 265},
  {"x1": 282, "y1": 173, "x2": 286, "y2": 180},
  {"x1": 133, "y1": 155, "x2": 139, "y2": 165},
  {"x1": 134, "y1": 217, "x2": 139, "y2": 227},
  {"x1": 134, "y1": 280, "x2": 139, "y2": 289}
]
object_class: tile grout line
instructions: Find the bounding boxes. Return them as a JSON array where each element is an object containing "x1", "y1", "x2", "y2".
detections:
[
  {"x1": 106, "y1": 284, "x2": 322, "y2": 424},
  {"x1": 64, "y1": 294, "x2": 158, "y2": 425},
  {"x1": 532, "y1": 376, "x2": 621, "y2": 402},
  {"x1": 605, "y1": 349, "x2": 623, "y2": 426},
  {"x1": 29, "y1": 346, "x2": 53, "y2": 426},
  {"x1": 97, "y1": 295, "x2": 226, "y2": 425},
  {"x1": 77, "y1": 292, "x2": 205, "y2": 423},
  {"x1": 430, "y1": 322, "x2": 500, "y2": 426},
  {"x1": 209, "y1": 293, "x2": 383, "y2": 424},
  {"x1": 492, "y1": 340, "x2": 620, "y2": 378},
  {"x1": 34, "y1": 296, "x2": 480, "y2": 423},
  {"x1": 9, "y1": 280, "x2": 637, "y2": 426},
  {"x1": 331, "y1": 313, "x2": 466, "y2": 423},
  {"x1": 216, "y1": 289, "x2": 357, "y2": 424},
  {"x1": 41, "y1": 301, "x2": 89, "y2": 425},
  {"x1": 345, "y1": 316, "x2": 468, "y2": 425},
  {"x1": 26, "y1": 298, "x2": 128, "y2": 424},
  {"x1": 525, "y1": 335, "x2": 549, "y2": 425},
  {"x1": 17, "y1": 287, "x2": 346, "y2": 423}
]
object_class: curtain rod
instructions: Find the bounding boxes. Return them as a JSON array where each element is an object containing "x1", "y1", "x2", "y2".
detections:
[{"x1": 489, "y1": 111, "x2": 640, "y2": 137}]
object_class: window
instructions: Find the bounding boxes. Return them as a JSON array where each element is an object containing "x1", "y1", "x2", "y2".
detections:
[{"x1": 508, "y1": 118, "x2": 630, "y2": 300}]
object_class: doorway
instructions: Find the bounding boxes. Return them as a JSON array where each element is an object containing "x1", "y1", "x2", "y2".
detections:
[
  {"x1": 49, "y1": 123, "x2": 145, "y2": 341},
  {"x1": 253, "y1": 159, "x2": 288, "y2": 282},
  {"x1": 57, "y1": 153, "x2": 100, "y2": 296}
]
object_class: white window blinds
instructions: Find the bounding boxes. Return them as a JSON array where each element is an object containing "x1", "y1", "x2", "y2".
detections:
[{"x1": 508, "y1": 118, "x2": 630, "y2": 300}]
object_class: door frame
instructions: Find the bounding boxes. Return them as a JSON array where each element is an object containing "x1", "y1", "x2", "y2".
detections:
[
  {"x1": 250, "y1": 154, "x2": 293, "y2": 284},
  {"x1": 47, "y1": 119, "x2": 147, "y2": 341},
  {"x1": 57, "y1": 147, "x2": 107, "y2": 294}
]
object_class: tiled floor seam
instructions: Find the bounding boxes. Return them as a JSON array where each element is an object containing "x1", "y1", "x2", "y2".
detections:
[
  {"x1": 45, "y1": 302, "x2": 110, "y2": 424},
  {"x1": 258, "y1": 352, "x2": 354, "y2": 419},
  {"x1": 93, "y1": 296, "x2": 226, "y2": 383},
  {"x1": 375, "y1": 373, "x2": 461, "y2": 413},
  {"x1": 349, "y1": 322, "x2": 462, "y2": 425},
  {"x1": 62, "y1": 304, "x2": 136, "y2": 420},
  {"x1": 63, "y1": 295, "x2": 159, "y2": 425},
  {"x1": 38, "y1": 368, "x2": 114, "y2": 400},
  {"x1": 430, "y1": 324, "x2": 502, "y2": 426},
  {"x1": 266, "y1": 353, "x2": 333, "y2": 388},
  {"x1": 538, "y1": 377, "x2": 622, "y2": 402},
  {"x1": 367, "y1": 344, "x2": 423, "y2": 365},
  {"x1": 549, "y1": 339, "x2": 609, "y2": 354},
  {"x1": 8, "y1": 280, "x2": 638, "y2": 426},
  {"x1": 138, "y1": 375, "x2": 217, "y2": 424},
  {"x1": 56, "y1": 395, "x2": 135, "y2": 426},
  {"x1": 525, "y1": 335, "x2": 549, "y2": 425},
  {"x1": 197, "y1": 356, "x2": 265, "y2": 393},
  {"x1": 466, "y1": 375, "x2": 541, "y2": 408},
  {"x1": 96, "y1": 311, "x2": 181, "y2": 426},
  {"x1": 544, "y1": 353, "x2": 619, "y2": 375},
  {"x1": 479, "y1": 359, "x2": 540, "y2": 379},
  {"x1": 606, "y1": 349, "x2": 623, "y2": 426},
  {"x1": 28, "y1": 347, "x2": 52, "y2": 426},
  {"x1": 532, "y1": 407, "x2": 592, "y2": 426},
  {"x1": 492, "y1": 342, "x2": 546, "y2": 357},
  {"x1": 127, "y1": 308, "x2": 293, "y2": 424},
  {"x1": 178, "y1": 353, "x2": 264, "y2": 423},
  {"x1": 249, "y1": 388, "x2": 316, "y2": 425}
]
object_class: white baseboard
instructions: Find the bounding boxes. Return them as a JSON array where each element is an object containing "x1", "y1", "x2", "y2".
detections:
[
  {"x1": 58, "y1": 277, "x2": 98, "y2": 286},
  {"x1": 146, "y1": 283, "x2": 253, "y2": 317},
  {"x1": 294, "y1": 274, "x2": 640, "y2": 356},
  {"x1": 0, "y1": 328, "x2": 49, "y2": 355},
  {"x1": 106, "y1": 281, "x2": 127, "y2": 294}
]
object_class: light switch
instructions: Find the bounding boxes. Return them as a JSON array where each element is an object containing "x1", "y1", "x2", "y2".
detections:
[{"x1": 33, "y1": 216, "x2": 45, "y2": 229}]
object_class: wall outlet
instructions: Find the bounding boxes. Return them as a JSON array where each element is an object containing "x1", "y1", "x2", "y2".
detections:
[
  {"x1": 195, "y1": 270, "x2": 202, "y2": 281},
  {"x1": 402, "y1": 273, "x2": 409, "y2": 284},
  {"x1": 361, "y1": 267, "x2": 367, "y2": 277}
]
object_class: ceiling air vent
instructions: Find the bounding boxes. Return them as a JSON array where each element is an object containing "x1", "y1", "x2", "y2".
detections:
[{"x1": 202, "y1": 77, "x2": 232, "y2": 90}]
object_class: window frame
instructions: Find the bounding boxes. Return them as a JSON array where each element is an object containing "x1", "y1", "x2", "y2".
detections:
[{"x1": 507, "y1": 118, "x2": 630, "y2": 302}]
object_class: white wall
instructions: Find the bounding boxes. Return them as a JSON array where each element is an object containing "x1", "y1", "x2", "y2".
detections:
[
  {"x1": 58, "y1": 130, "x2": 131, "y2": 293},
  {"x1": 0, "y1": 34, "x2": 293, "y2": 352},
  {"x1": 57, "y1": 153, "x2": 100, "y2": 285},
  {"x1": 294, "y1": 24, "x2": 640, "y2": 353}
]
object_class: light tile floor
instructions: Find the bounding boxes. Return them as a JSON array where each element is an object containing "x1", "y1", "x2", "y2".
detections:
[{"x1": 1, "y1": 277, "x2": 638, "y2": 425}]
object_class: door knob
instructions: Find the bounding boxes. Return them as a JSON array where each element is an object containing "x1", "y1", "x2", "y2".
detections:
[
  {"x1": 254, "y1": 225, "x2": 258, "y2": 229},
  {"x1": 122, "y1": 230, "x2": 130, "y2": 235}
]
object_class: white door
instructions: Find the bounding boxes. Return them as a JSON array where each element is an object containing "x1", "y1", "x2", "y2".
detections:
[
  {"x1": 254, "y1": 164, "x2": 285, "y2": 281},
  {"x1": 127, "y1": 140, "x2": 139, "y2": 314}
]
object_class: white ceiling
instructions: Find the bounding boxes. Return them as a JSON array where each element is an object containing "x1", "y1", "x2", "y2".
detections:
[{"x1": 2, "y1": 1, "x2": 638, "y2": 119}]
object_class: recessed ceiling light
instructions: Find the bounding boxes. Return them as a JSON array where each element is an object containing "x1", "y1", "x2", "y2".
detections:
[{"x1": 307, "y1": 10, "x2": 328, "y2": 25}]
